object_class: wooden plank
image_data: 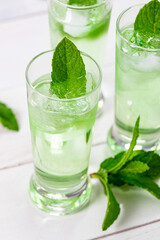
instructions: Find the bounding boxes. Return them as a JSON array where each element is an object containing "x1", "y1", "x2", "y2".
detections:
[
  {"x1": 1, "y1": 144, "x2": 160, "y2": 240},
  {"x1": 0, "y1": 14, "x2": 50, "y2": 90},
  {"x1": 0, "y1": 0, "x2": 47, "y2": 20},
  {"x1": 94, "y1": 220, "x2": 160, "y2": 240},
  {"x1": 0, "y1": 86, "x2": 32, "y2": 167}
]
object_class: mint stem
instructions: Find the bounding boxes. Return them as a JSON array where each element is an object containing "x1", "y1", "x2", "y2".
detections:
[{"x1": 90, "y1": 173, "x2": 97, "y2": 178}]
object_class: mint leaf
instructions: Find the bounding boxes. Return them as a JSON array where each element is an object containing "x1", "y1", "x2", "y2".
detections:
[
  {"x1": 120, "y1": 161, "x2": 149, "y2": 174},
  {"x1": 89, "y1": 114, "x2": 160, "y2": 231},
  {"x1": 51, "y1": 37, "x2": 86, "y2": 99},
  {"x1": 86, "y1": 129, "x2": 91, "y2": 143},
  {"x1": 144, "y1": 153, "x2": 160, "y2": 178},
  {"x1": 130, "y1": 151, "x2": 160, "y2": 179},
  {"x1": 108, "y1": 174, "x2": 125, "y2": 187},
  {"x1": 128, "y1": 150, "x2": 154, "y2": 165},
  {"x1": 128, "y1": 150, "x2": 145, "y2": 160},
  {"x1": 108, "y1": 150, "x2": 160, "y2": 185},
  {"x1": 102, "y1": 181, "x2": 120, "y2": 231},
  {"x1": 91, "y1": 169, "x2": 120, "y2": 231},
  {"x1": 110, "y1": 116, "x2": 140, "y2": 173},
  {"x1": 101, "y1": 116, "x2": 140, "y2": 173},
  {"x1": 119, "y1": 173, "x2": 160, "y2": 199},
  {"x1": 69, "y1": 0, "x2": 97, "y2": 6},
  {"x1": 100, "y1": 152, "x2": 125, "y2": 171},
  {"x1": 0, "y1": 103, "x2": 19, "y2": 131},
  {"x1": 134, "y1": 0, "x2": 160, "y2": 35}
]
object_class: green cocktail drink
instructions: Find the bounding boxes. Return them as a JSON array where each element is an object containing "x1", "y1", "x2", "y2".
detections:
[
  {"x1": 48, "y1": 0, "x2": 112, "y2": 65},
  {"x1": 108, "y1": 3, "x2": 160, "y2": 153},
  {"x1": 29, "y1": 75, "x2": 97, "y2": 189},
  {"x1": 26, "y1": 41, "x2": 101, "y2": 214},
  {"x1": 48, "y1": 0, "x2": 112, "y2": 115}
]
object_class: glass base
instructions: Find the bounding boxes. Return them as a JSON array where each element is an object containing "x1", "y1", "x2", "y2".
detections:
[
  {"x1": 29, "y1": 174, "x2": 92, "y2": 215},
  {"x1": 97, "y1": 91, "x2": 105, "y2": 118},
  {"x1": 108, "y1": 125, "x2": 160, "y2": 155}
]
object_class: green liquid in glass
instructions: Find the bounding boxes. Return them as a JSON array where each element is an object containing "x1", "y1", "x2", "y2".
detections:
[
  {"x1": 114, "y1": 26, "x2": 160, "y2": 149},
  {"x1": 27, "y1": 47, "x2": 101, "y2": 214},
  {"x1": 48, "y1": 1, "x2": 111, "y2": 65},
  {"x1": 28, "y1": 76, "x2": 97, "y2": 190}
]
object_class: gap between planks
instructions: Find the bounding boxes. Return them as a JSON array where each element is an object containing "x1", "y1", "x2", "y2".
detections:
[
  {"x1": 1, "y1": 140, "x2": 160, "y2": 239},
  {"x1": 90, "y1": 218, "x2": 160, "y2": 240}
]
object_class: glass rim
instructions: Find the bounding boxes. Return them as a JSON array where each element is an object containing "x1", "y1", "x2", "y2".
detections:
[
  {"x1": 48, "y1": 0, "x2": 109, "y2": 10},
  {"x1": 116, "y1": 3, "x2": 160, "y2": 52},
  {"x1": 25, "y1": 49, "x2": 102, "y2": 102}
]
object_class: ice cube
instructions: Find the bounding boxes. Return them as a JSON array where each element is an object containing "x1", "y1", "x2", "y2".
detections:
[
  {"x1": 129, "y1": 53, "x2": 160, "y2": 72},
  {"x1": 148, "y1": 36, "x2": 160, "y2": 49},
  {"x1": 39, "y1": 132, "x2": 64, "y2": 154},
  {"x1": 63, "y1": 9, "x2": 91, "y2": 37}
]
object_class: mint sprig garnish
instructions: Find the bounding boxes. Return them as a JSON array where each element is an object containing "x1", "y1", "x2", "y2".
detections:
[
  {"x1": 68, "y1": 0, "x2": 97, "y2": 6},
  {"x1": 119, "y1": 174, "x2": 160, "y2": 199},
  {"x1": 90, "y1": 116, "x2": 160, "y2": 231},
  {"x1": 0, "y1": 102, "x2": 19, "y2": 131},
  {"x1": 101, "y1": 116, "x2": 140, "y2": 174},
  {"x1": 120, "y1": 161, "x2": 149, "y2": 174},
  {"x1": 51, "y1": 37, "x2": 87, "y2": 99},
  {"x1": 128, "y1": 150, "x2": 160, "y2": 179},
  {"x1": 134, "y1": 0, "x2": 160, "y2": 35},
  {"x1": 91, "y1": 169, "x2": 120, "y2": 231}
]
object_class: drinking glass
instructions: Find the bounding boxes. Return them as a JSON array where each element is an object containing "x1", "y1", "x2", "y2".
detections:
[
  {"x1": 48, "y1": 0, "x2": 112, "y2": 116},
  {"x1": 26, "y1": 50, "x2": 102, "y2": 214},
  {"x1": 108, "y1": 4, "x2": 160, "y2": 153}
]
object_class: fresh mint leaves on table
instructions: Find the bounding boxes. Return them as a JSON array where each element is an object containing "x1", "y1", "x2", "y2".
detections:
[
  {"x1": 0, "y1": 102, "x2": 19, "y2": 131},
  {"x1": 69, "y1": 0, "x2": 97, "y2": 6},
  {"x1": 51, "y1": 37, "x2": 87, "y2": 99},
  {"x1": 91, "y1": 169, "x2": 120, "y2": 230},
  {"x1": 90, "y1": 116, "x2": 160, "y2": 231}
]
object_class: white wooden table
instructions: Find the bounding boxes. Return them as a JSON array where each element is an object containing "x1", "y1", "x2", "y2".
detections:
[{"x1": 1, "y1": 0, "x2": 160, "y2": 239}]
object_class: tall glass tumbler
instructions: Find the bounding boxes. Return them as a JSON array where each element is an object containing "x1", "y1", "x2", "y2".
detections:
[
  {"x1": 48, "y1": 0, "x2": 112, "y2": 115},
  {"x1": 26, "y1": 50, "x2": 102, "y2": 214},
  {"x1": 108, "y1": 5, "x2": 160, "y2": 153}
]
